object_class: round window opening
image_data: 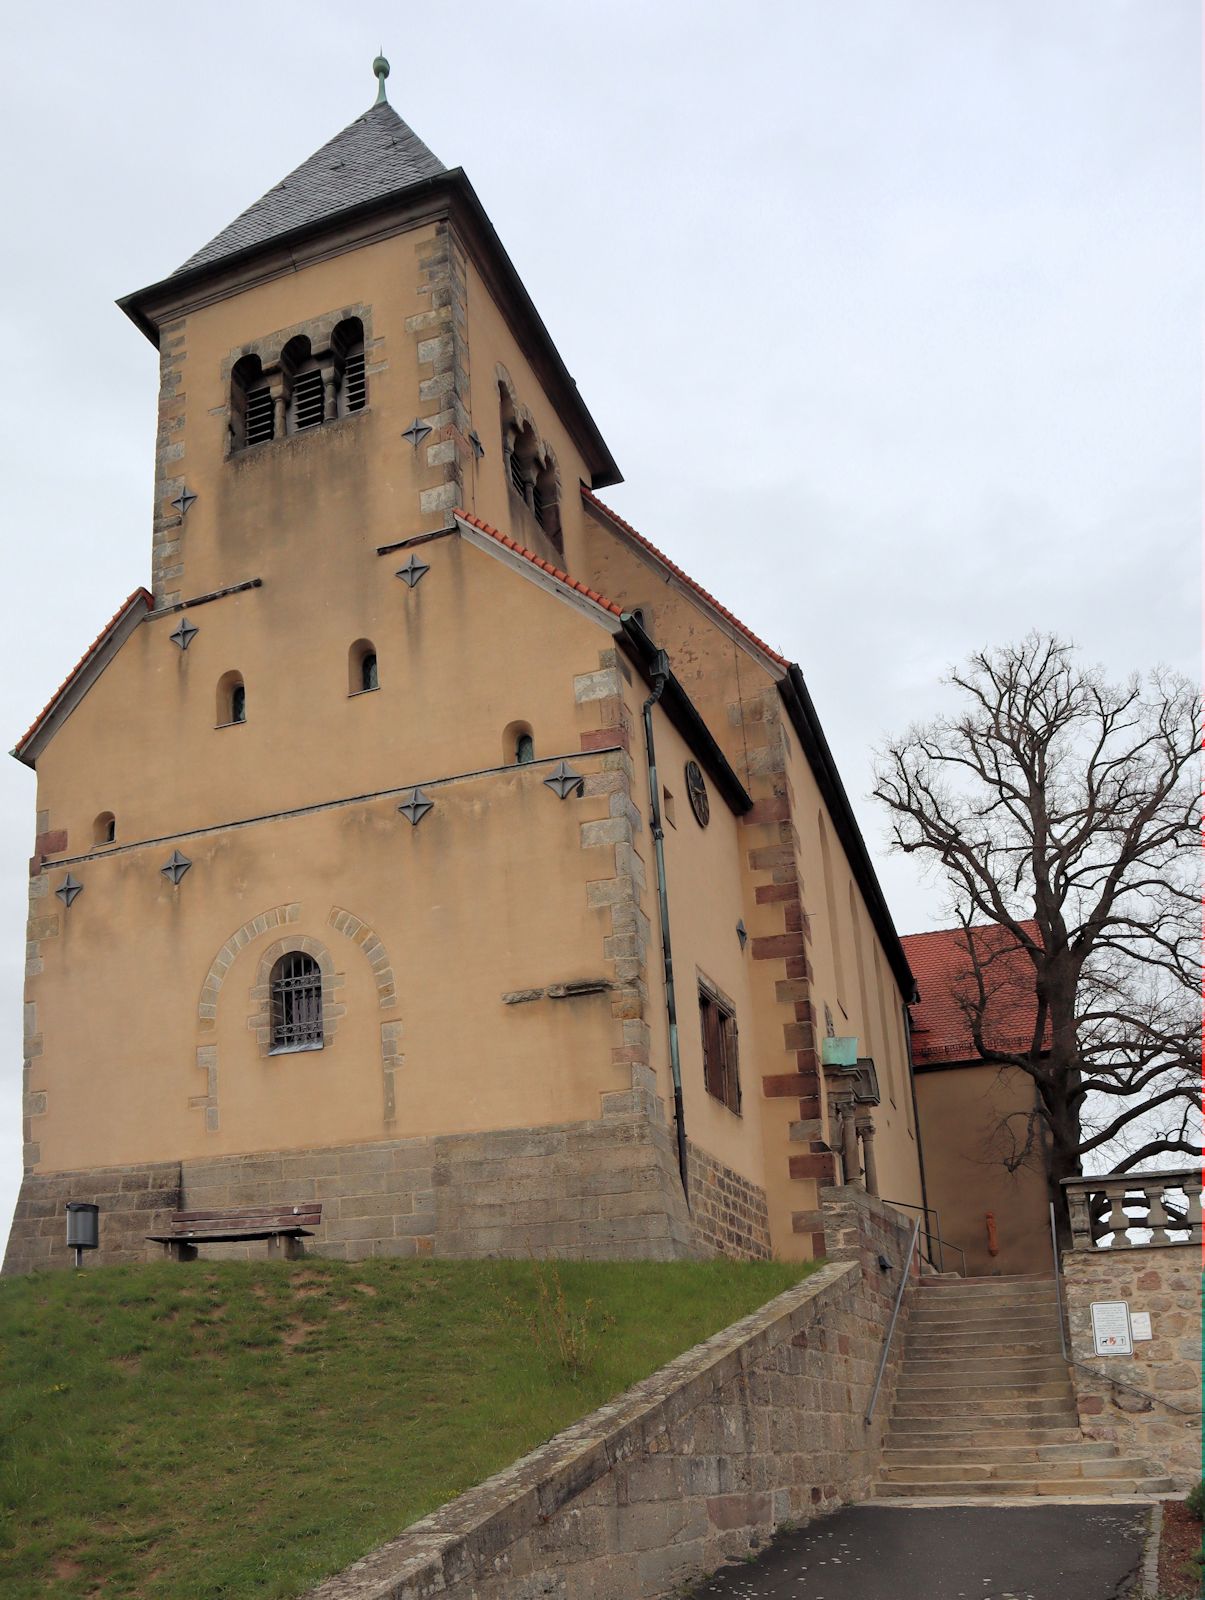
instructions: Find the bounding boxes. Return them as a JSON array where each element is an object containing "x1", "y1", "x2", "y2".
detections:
[{"x1": 685, "y1": 760, "x2": 710, "y2": 828}]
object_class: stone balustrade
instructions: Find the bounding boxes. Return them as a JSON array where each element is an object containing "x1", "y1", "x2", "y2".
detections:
[{"x1": 1062, "y1": 1168, "x2": 1202, "y2": 1251}]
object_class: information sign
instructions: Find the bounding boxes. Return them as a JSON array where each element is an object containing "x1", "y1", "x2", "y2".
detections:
[
  {"x1": 1129, "y1": 1311, "x2": 1152, "y2": 1342},
  {"x1": 1090, "y1": 1300, "x2": 1133, "y2": 1356}
]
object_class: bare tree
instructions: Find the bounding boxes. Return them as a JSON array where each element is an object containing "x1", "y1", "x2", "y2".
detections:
[{"x1": 874, "y1": 634, "x2": 1200, "y2": 1244}]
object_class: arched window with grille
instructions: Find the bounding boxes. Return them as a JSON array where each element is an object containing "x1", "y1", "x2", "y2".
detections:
[{"x1": 270, "y1": 952, "x2": 324, "y2": 1053}]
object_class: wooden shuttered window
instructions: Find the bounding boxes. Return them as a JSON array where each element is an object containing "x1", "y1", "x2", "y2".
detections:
[{"x1": 699, "y1": 984, "x2": 741, "y2": 1114}]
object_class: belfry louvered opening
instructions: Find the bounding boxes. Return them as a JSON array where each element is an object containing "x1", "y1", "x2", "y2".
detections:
[
  {"x1": 270, "y1": 952, "x2": 324, "y2": 1052},
  {"x1": 245, "y1": 386, "x2": 274, "y2": 444},
  {"x1": 334, "y1": 318, "x2": 367, "y2": 416},
  {"x1": 232, "y1": 353, "x2": 274, "y2": 449},
  {"x1": 291, "y1": 369, "x2": 325, "y2": 431},
  {"x1": 343, "y1": 351, "x2": 367, "y2": 410}
]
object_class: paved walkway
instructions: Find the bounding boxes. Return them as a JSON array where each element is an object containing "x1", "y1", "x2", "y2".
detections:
[{"x1": 686, "y1": 1503, "x2": 1152, "y2": 1600}]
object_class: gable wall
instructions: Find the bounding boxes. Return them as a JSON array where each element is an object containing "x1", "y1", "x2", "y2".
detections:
[{"x1": 23, "y1": 543, "x2": 641, "y2": 1178}]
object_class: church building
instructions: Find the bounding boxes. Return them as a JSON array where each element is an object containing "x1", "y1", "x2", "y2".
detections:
[{"x1": 4, "y1": 62, "x2": 923, "y2": 1273}]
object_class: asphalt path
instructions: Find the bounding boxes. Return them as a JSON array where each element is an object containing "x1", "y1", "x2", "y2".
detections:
[{"x1": 686, "y1": 1504, "x2": 1151, "y2": 1600}]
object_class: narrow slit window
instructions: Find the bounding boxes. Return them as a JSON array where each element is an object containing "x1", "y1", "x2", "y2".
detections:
[
  {"x1": 270, "y1": 952, "x2": 324, "y2": 1052},
  {"x1": 217, "y1": 671, "x2": 246, "y2": 727},
  {"x1": 93, "y1": 811, "x2": 116, "y2": 846},
  {"x1": 349, "y1": 640, "x2": 378, "y2": 695},
  {"x1": 515, "y1": 732, "x2": 535, "y2": 764}
]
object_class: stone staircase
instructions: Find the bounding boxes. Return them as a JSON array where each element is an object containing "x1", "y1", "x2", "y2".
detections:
[{"x1": 874, "y1": 1273, "x2": 1175, "y2": 1499}]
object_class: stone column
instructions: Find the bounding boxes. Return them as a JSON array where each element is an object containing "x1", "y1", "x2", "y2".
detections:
[
  {"x1": 837, "y1": 1097, "x2": 860, "y2": 1187},
  {"x1": 857, "y1": 1115, "x2": 879, "y2": 1198}
]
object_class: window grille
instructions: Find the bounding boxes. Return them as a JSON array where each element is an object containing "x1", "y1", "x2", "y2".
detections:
[
  {"x1": 291, "y1": 369, "x2": 325, "y2": 431},
  {"x1": 508, "y1": 448, "x2": 527, "y2": 498},
  {"x1": 245, "y1": 385, "x2": 275, "y2": 445},
  {"x1": 270, "y1": 952, "x2": 324, "y2": 1052},
  {"x1": 361, "y1": 652, "x2": 378, "y2": 692},
  {"x1": 516, "y1": 732, "x2": 535, "y2": 764},
  {"x1": 343, "y1": 350, "x2": 367, "y2": 412},
  {"x1": 699, "y1": 985, "x2": 741, "y2": 1114}
]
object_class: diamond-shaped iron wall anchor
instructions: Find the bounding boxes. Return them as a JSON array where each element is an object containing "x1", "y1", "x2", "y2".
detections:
[
  {"x1": 468, "y1": 429, "x2": 485, "y2": 459},
  {"x1": 543, "y1": 760, "x2": 584, "y2": 800},
  {"x1": 56, "y1": 874, "x2": 83, "y2": 908},
  {"x1": 170, "y1": 617, "x2": 199, "y2": 651},
  {"x1": 169, "y1": 485, "x2": 198, "y2": 517},
  {"x1": 397, "y1": 786, "x2": 434, "y2": 826},
  {"x1": 396, "y1": 554, "x2": 430, "y2": 588},
  {"x1": 736, "y1": 919, "x2": 748, "y2": 951},
  {"x1": 161, "y1": 849, "x2": 192, "y2": 885},
  {"x1": 401, "y1": 418, "x2": 433, "y2": 450}
]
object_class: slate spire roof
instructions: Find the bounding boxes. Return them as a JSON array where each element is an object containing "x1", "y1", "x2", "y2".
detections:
[{"x1": 174, "y1": 101, "x2": 446, "y2": 276}]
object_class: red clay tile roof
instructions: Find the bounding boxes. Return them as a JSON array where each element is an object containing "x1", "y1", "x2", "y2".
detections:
[
  {"x1": 581, "y1": 488, "x2": 790, "y2": 668},
  {"x1": 453, "y1": 509, "x2": 624, "y2": 616},
  {"x1": 902, "y1": 923, "x2": 1044, "y2": 1067},
  {"x1": 14, "y1": 588, "x2": 153, "y2": 764}
]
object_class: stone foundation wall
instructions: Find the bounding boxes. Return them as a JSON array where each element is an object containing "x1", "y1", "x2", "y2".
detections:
[
  {"x1": 686, "y1": 1143, "x2": 771, "y2": 1261},
  {"x1": 1062, "y1": 1245, "x2": 1202, "y2": 1487},
  {"x1": 305, "y1": 1237, "x2": 913, "y2": 1600},
  {"x1": 2, "y1": 1161, "x2": 183, "y2": 1275},
  {"x1": 4, "y1": 1113, "x2": 736, "y2": 1273}
]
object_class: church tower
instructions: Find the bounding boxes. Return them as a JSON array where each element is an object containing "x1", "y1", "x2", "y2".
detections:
[{"x1": 5, "y1": 62, "x2": 922, "y2": 1275}]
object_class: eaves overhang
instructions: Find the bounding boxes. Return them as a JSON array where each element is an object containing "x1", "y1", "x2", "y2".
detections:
[
  {"x1": 778, "y1": 663, "x2": 916, "y2": 1003},
  {"x1": 618, "y1": 615, "x2": 752, "y2": 819},
  {"x1": 117, "y1": 169, "x2": 621, "y2": 491}
]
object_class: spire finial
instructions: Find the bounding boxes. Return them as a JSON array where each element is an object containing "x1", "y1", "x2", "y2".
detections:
[{"x1": 373, "y1": 50, "x2": 390, "y2": 106}]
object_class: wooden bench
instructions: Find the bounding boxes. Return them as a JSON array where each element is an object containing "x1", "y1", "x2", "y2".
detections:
[{"x1": 147, "y1": 1204, "x2": 322, "y2": 1262}]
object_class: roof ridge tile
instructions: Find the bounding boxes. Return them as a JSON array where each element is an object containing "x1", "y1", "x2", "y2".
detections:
[{"x1": 453, "y1": 510, "x2": 624, "y2": 617}]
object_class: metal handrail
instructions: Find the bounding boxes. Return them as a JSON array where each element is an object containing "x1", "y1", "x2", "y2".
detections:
[
  {"x1": 864, "y1": 1216, "x2": 921, "y2": 1426},
  {"x1": 1049, "y1": 1201, "x2": 1069, "y2": 1361},
  {"x1": 878, "y1": 1198, "x2": 966, "y2": 1276}
]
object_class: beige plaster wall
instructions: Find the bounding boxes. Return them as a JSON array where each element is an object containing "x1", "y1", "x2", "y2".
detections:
[
  {"x1": 633, "y1": 708, "x2": 768, "y2": 1188},
  {"x1": 915, "y1": 1063, "x2": 1051, "y2": 1276},
  {"x1": 27, "y1": 539, "x2": 652, "y2": 1176},
  {"x1": 155, "y1": 223, "x2": 452, "y2": 604},
  {"x1": 36, "y1": 533, "x2": 605, "y2": 852}
]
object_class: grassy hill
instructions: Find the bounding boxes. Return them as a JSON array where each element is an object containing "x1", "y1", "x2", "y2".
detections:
[{"x1": 0, "y1": 1255, "x2": 814, "y2": 1599}]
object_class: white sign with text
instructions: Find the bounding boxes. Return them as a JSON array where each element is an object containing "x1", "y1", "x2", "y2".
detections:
[{"x1": 1090, "y1": 1300, "x2": 1133, "y2": 1356}]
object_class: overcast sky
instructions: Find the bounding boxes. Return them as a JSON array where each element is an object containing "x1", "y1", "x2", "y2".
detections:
[{"x1": 0, "y1": 1, "x2": 1198, "y2": 1252}]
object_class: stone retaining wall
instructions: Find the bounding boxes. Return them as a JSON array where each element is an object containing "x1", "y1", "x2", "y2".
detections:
[
  {"x1": 1062, "y1": 1245, "x2": 1202, "y2": 1487},
  {"x1": 5, "y1": 1118, "x2": 771, "y2": 1273},
  {"x1": 2, "y1": 1161, "x2": 182, "y2": 1275},
  {"x1": 303, "y1": 1193, "x2": 916, "y2": 1600}
]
